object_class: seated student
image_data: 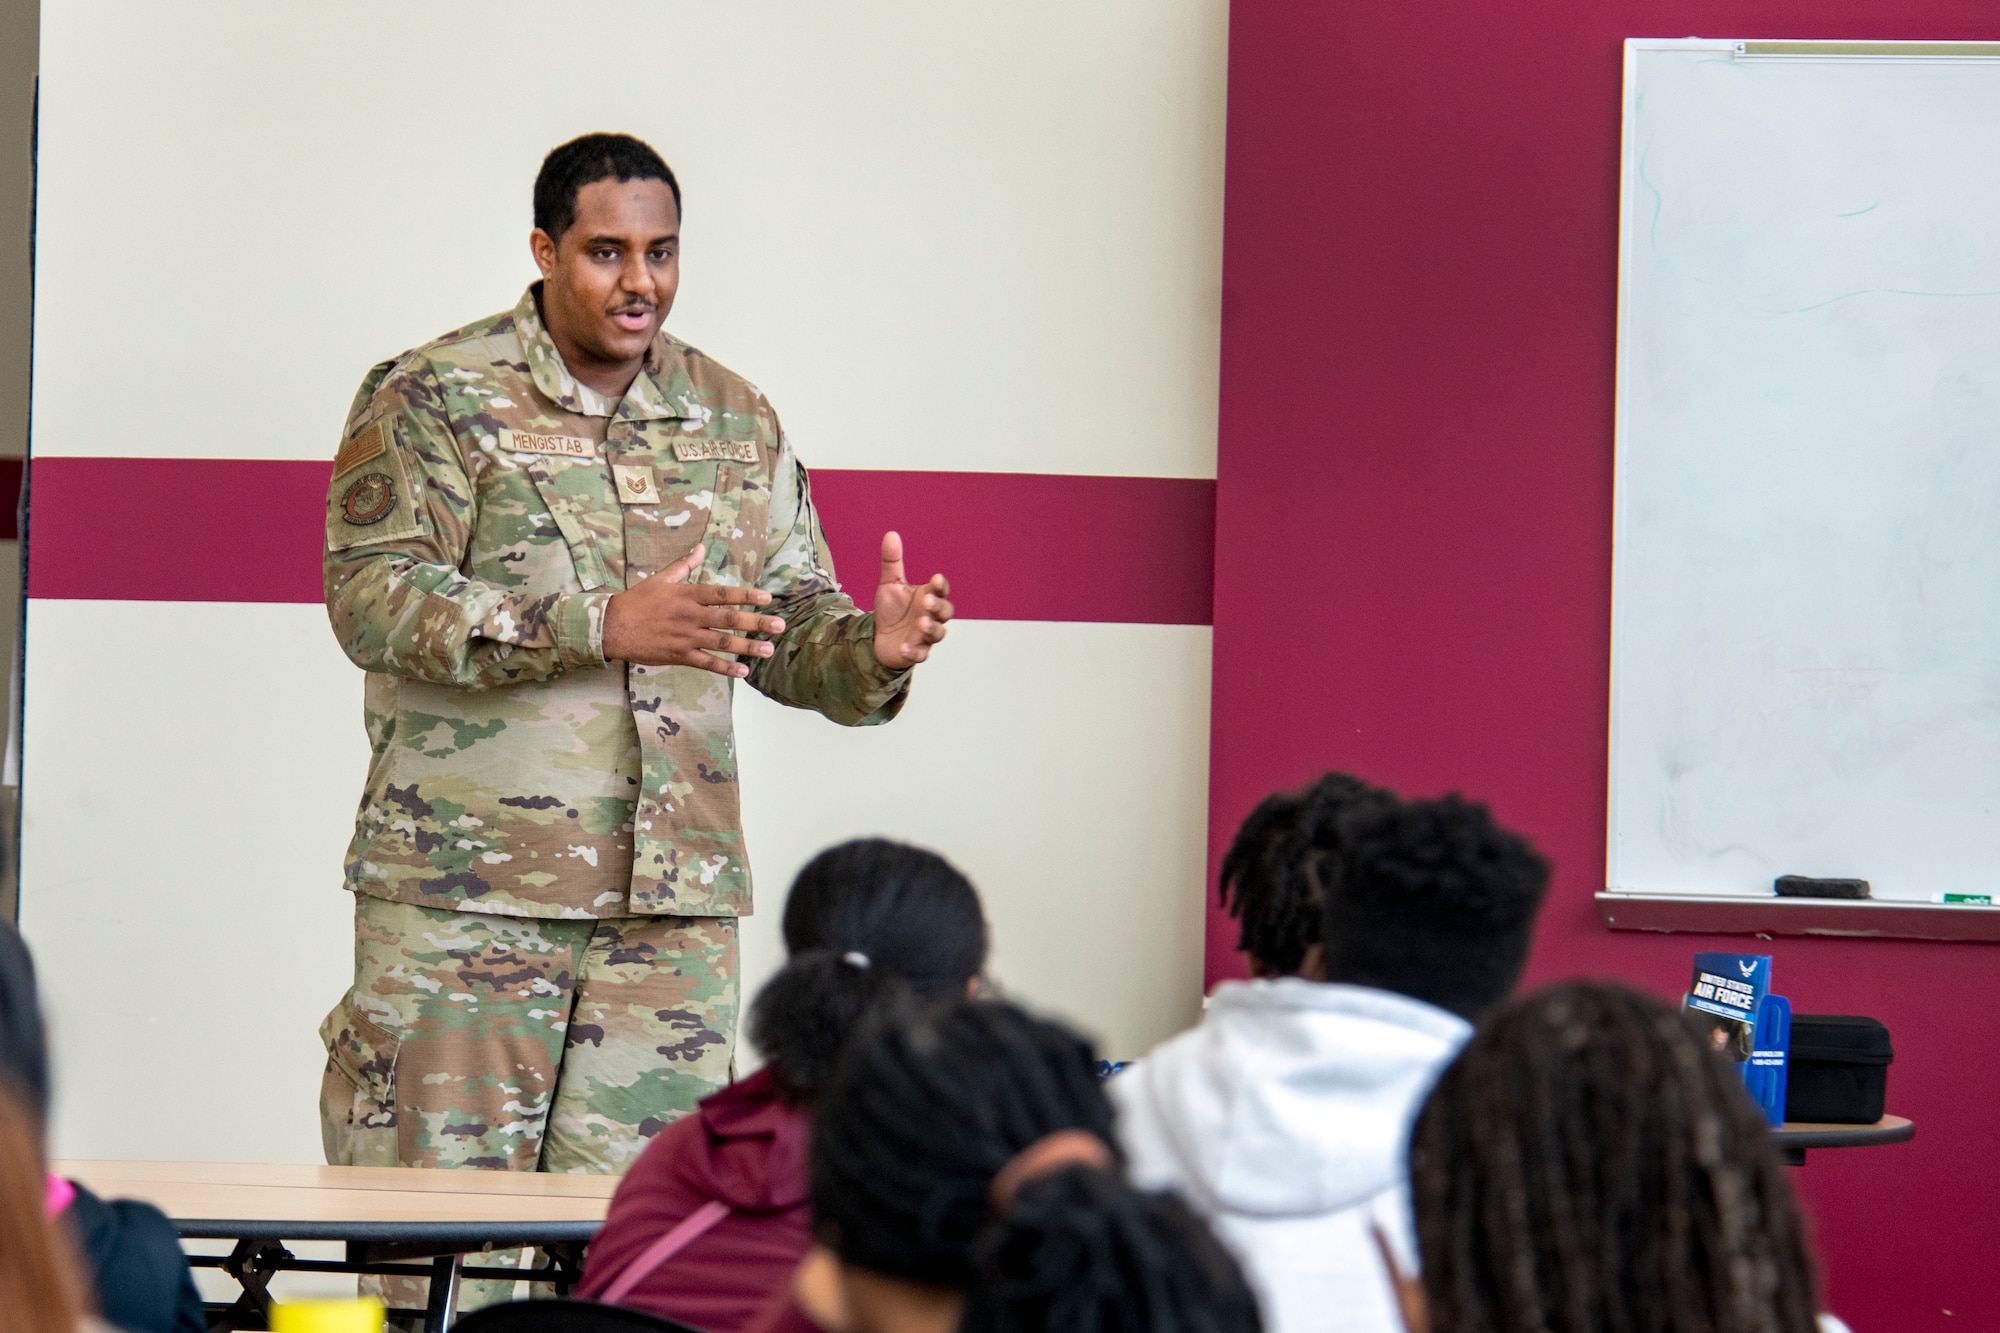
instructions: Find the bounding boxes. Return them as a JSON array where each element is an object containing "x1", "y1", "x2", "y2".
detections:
[
  {"x1": 795, "y1": 995, "x2": 1261, "y2": 1333},
  {"x1": 579, "y1": 838, "x2": 988, "y2": 1331},
  {"x1": 0, "y1": 924, "x2": 204, "y2": 1333},
  {"x1": 1393, "y1": 981, "x2": 1843, "y2": 1333},
  {"x1": 1110, "y1": 787, "x2": 1550, "y2": 1333}
]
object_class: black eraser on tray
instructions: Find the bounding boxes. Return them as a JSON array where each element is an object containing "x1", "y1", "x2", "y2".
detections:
[{"x1": 1774, "y1": 875, "x2": 1872, "y2": 899}]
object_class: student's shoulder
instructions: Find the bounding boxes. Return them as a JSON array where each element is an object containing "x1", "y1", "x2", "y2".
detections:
[
  {"x1": 620, "y1": 1101, "x2": 711, "y2": 1188},
  {"x1": 63, "y1": 1183, "x2": 204, "y2": 1333},
  {"x1": 67, "y1": 1180, "x2": 183, "y2": 1260}
]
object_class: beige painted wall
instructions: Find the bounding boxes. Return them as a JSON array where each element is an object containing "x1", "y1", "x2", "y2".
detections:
[{"x1": 23, "y1": 0, "x2": 1226, "y2": 1164}]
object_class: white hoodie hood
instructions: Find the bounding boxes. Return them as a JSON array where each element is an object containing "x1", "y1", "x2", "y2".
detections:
[
  {"x1": 1113, "y1": 978, "x2": 1471, "y2": 1218},
  {"x1": 1110, "y1": 980, "x2": 1470, "y2": 1333}
]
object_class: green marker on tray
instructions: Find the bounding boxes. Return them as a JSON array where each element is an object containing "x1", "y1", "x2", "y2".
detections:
[{"x1": 1936, "y1": 893, "x2": 1994, "y2": 905}]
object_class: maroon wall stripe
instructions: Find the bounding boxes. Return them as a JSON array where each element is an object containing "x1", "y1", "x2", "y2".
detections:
[
  {"x1": 22, "y1": 457, "x2": 1213, "y2": 624},
  {"x1": 809, "y1": 469, "x2": 1213, "y2": 626}
]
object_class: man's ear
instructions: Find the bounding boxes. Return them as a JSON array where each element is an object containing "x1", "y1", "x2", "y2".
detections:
[{"x1": 529, "y1": 228, "x2": 559, "y2": 279}]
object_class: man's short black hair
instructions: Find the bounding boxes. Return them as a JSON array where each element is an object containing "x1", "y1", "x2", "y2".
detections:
[
  {"x1": 1323, "y1": 794, "x2": 1550, "y2": 1021},
  {"x1": 533, "y1": 133, "x2": 681, "y2": 241}
]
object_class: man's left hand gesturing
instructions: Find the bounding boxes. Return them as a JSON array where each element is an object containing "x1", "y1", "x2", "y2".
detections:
[{"x1": 872, "y1": 531, "x2": 953, "y2": 669}]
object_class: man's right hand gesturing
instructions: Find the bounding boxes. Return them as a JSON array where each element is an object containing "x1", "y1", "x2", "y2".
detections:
[{"x1": 602, "y1": 544, "x2": 786, "y2": 677}]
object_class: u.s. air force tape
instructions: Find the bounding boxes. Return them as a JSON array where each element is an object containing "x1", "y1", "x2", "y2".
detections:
[{"x1": 672, "y1": 437, "x2": 759, "y2": 463}]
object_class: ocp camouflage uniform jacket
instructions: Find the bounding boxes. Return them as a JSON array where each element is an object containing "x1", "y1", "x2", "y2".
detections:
[{"x1": 324, "y1": 285, "x2": 909, "y2": 920}]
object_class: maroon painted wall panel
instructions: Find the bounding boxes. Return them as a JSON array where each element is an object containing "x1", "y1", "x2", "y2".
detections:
[{"x1": 1210, "y1": 2, "x2": 2000, "y2": 1326}]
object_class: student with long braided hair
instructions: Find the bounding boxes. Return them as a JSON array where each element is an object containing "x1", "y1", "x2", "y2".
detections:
[
  {"x1": 1398, "y1": 981, "x2": 1842, "y2": 1333},
  {"x1": 580, "y1": 839, "x2": 988, "y2": 1330},
  {"x1": 1112, "y1": 788, "x2": 1550, "y2": 1333},
  {"x1": 1217, "y1": 771, "x2": 1395, "y2": 979},
  {"x1": 795, "y1": 996, "x2": 1260, "y2": 1333}
]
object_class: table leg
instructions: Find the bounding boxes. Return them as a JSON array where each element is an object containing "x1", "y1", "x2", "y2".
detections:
[
  {"x1": 215, "y1": 1237, "x2": 292, "y2": 1330},
  {"x1": 423, "y1": 1254, "x2": 462, "y2": 1333},
  {"x1": 542, "y1": 1241, "x2": 585, "y2": 1297}
]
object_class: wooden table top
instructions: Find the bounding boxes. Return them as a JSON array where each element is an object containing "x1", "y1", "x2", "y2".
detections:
[
  {"x1": 55, "y1": 1160, "x2": 621, "y2": 1243},
  {"x1": 1771, "y1": 1114, "x2": 1914, "y2": 1149}
]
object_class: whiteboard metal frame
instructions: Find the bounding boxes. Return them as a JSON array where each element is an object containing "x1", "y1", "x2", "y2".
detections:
[
  {"x1": 1606, "y1": 39, "x2": 1739, "y2": 906},
  {"x1": 1737, "y1": 41, "x2": 2000, "y2": 63},
  {"x1": 1605, "y1": 38, "x2": 2000, "y2": 937}
]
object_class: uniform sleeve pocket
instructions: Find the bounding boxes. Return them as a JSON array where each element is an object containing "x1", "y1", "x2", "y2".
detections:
[{"x1": 318, "y1": 991, "x2": 402, "y2": 1104}]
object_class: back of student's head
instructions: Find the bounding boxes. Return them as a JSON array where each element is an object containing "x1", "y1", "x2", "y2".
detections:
[
  {"x1": 1408, "y1": 981, "x2": 1819, "y2": 1333},
  {"x1": 0, "y1": 923, "x2": 49, "y2": 1125},
  {"x1": 1321, "y1": 794, "x2": 1548, "y2": 1020},
  {"x1": 749, "y1": 838, "x2": 987, "y2": 1101},
  {"x1": 1219, "y1": 772, "x2": 1398, "y2": 976},
  {"x1": 813, "y1": 996, "x2": 1261, "y2": 1333}
]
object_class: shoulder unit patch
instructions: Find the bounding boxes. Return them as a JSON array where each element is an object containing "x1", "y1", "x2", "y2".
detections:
[{"x1": 341, "y1": 472, "x2": 398, "y2": 526}]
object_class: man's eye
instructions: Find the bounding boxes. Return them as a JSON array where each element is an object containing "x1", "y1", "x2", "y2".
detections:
[
  {"x1": 593, "y1": 250, "x2": 619, "y2": 262},
  {"x1": 650, "y1": 250, "x2": 675, "y2": 263}
]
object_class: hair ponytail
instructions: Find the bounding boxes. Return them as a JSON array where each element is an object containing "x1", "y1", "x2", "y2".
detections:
[
  {"x1": 749, "y1": 950, "x2": 899, "y2": 1102},
  {"x1": 967, "y1": 1166, "x2": 1260, "y2": 1333},
  {"x1": 752, "y1": 839, "x2": 988, "y2": 1101}
]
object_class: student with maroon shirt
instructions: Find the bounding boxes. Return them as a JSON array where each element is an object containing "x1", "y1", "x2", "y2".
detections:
[{"x1": 578, "y1": 838, "x2": 987, "y2": 1330}]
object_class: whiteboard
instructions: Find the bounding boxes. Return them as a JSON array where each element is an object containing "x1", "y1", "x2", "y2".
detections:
[{"x1": 1610, "y1": 39, "x2": 2000, "y2": 903}]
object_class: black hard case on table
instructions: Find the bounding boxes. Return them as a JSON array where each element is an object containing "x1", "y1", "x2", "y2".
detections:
[{"x1": 1784, "y1": 1014, "x2": 1893, "y2": 1124}]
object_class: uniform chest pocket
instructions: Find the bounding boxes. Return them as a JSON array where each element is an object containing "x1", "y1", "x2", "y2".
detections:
[
  {"x1": 699, "y1": 462, "x2": 751, "y2": 583},
  {"x1": 518, "y1": 458, "x2": 617, "y2": 591},
  {"x1": 621, "y1": 455, "x2": 763, "y2": 585}
]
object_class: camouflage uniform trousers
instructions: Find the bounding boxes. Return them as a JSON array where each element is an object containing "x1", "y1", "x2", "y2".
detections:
[{"x1": 319, "y1": 895, "x2": 737, "y2": 1310}]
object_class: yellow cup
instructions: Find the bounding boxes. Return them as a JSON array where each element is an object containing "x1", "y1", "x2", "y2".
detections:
[{"x1": 268, "y1": 1297, "x2": 386, "y2": 1333}]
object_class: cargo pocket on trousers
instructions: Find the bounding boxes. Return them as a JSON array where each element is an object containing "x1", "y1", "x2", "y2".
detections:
[{"x1": 318, "y1": 992, "x2": 402, "y2": 1166}]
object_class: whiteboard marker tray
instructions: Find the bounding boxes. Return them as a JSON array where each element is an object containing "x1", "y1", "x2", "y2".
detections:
[{"x1": 1596, "y1": 893, "x2": 2000, "y2": 943}]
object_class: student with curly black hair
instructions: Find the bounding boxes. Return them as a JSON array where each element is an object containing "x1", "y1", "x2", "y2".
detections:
[
  {"x1": 797, "y1": 995, "x2": 1261, "y2": 1333},
  {"x1": 580, "y1": 839, "x2": 987, "y2": 1330},
  {"x1": 1112, "y1": 788, "x2": 1549, "y2": 1333},
  {"x1": 1396, "y1": 981, "x2": 1844, "y2": 1333}
]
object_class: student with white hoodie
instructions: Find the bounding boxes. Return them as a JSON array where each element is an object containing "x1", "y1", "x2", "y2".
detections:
[{"x1": 1109, "y1": 780, "x2": 1550, "y2": 1333}]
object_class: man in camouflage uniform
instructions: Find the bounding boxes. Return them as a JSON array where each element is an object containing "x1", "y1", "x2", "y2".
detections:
[{"x1": 316, "y1": 133, "x2": 952, "y2": 1228}]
